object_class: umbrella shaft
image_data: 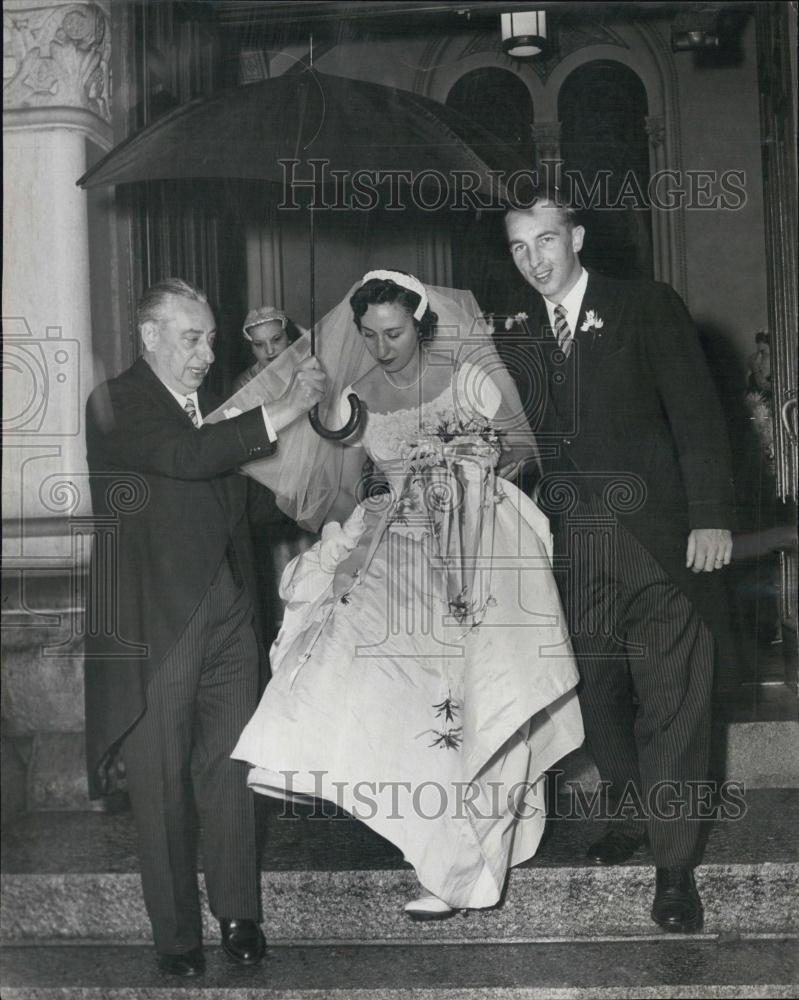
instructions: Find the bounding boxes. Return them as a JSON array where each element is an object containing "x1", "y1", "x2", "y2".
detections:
[{"x1": 309, "y1": 206, "x2": 315, "y2": 353}]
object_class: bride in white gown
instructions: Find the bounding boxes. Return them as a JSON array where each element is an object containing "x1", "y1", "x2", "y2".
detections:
[{"x1": 232, "y1": 269, "x2": 583, "y2": 918}]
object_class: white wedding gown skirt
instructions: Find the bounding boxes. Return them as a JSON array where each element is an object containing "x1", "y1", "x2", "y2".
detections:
[{"x1": 233, "y1": 391, "x2": 584, "y2": 909}]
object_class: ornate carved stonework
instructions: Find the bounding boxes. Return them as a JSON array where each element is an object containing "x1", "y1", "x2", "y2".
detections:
[
  {"x1": 238, "y1": 48, "x2": 270, "y2": 85},
  {"x1": 557, "y1": 23, "x2": 628, "y2": 58},
  {"x1": 3, "y1": 2, "x2": 111, "y2": 122},
  {"x1": 458, "y1": 31, "x2": 505, "y2": 62},
  {"x1": 645, "y1": 114, "x2": 666, "y2": 149}
]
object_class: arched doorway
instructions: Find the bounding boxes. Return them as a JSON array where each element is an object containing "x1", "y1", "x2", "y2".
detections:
[
  {"x1": 446, "y1": 67, "x2": 536, "y2": 314},
  {"x1": 559, "y1": 60, "x2": 653, "y2": 279}
]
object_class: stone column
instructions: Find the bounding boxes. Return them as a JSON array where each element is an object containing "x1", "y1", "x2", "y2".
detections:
[
  {"x1": 3, "y1": 0, "x2": 113, "y2": 817},
  {"x1": 531, "y1": 120, "x2": 562, "y2": 189},
  {"x1": 644, "y1": 113, "x2": 673, "y2": 287},
  {"x1": 3, "y1": 0, "x2": 112, "y2": 566}
]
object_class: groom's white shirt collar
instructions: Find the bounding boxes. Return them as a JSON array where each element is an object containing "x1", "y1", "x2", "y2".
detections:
[{"x1": 543, "y1": 267, "x2": 589, "y2": 345}]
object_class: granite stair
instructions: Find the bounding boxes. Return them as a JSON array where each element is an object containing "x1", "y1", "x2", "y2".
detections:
[
  {"x1": 3, "y1": 570, "x2": 797, "y2": 995},
  {"x1": 1, "y1": 938, "x2": 797, "y2": 999},
  {"x1": 1, "y1": 788, "x2": 797, "y2": 997}
]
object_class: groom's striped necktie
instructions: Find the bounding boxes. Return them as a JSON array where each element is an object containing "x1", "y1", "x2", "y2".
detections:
[
  {"x1": 184, "y1": 397, "x2": 199, "y2": 427},
  {"x1": 553, "y1": 304, "x2": 572, "y2": 356}
]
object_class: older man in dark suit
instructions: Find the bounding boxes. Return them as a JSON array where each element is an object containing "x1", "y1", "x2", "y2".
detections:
[
  {"x1": 502, "y1": 198, "x2": 734, "y2": 933},
  {"x1": 84, "y1": 278, "x2": 326, "y2": 976}
]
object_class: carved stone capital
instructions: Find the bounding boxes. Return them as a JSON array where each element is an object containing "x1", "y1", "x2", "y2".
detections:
[
  {"x1": 4, "y1": 1, "x2": 111, "y2": 124},
  {"x1": 644, "y1": 114, "x2": 666, "y2": 149},
  {"x1": 531, "y1": 121, "x2": 562, "y2": 143},
  {"x1": 531, "y1": 120, "x2": 561, "y2": 161}
]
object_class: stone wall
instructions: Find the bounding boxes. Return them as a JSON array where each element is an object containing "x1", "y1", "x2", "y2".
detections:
[{"x1": 1, "y1": 571, "x2": 93, "y2": 823}]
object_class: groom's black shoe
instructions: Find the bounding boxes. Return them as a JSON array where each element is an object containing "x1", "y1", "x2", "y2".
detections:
[
  {"x1": 651, "y1": 867, "x2": 704, "y2": 933},
  {"x1": 586, "y1": 828, "x2": 648, "y2": 865},
  {"x1": 220, "y1": 918, "x2": 266, "y2": 965},
  {"x1": 157, "y1": 947, "x2": 205, "y2": 977}
]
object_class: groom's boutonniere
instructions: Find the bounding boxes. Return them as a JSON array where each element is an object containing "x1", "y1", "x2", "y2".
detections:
[
  {"x1": 580, "y1": 310, "x2": 605, "y2": 345},
  {"x1": 503, "y1": 311, "x2": 528, "y2": 331}
]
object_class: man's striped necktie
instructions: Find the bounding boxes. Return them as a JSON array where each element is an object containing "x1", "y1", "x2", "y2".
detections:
[
  {"x1": 184, "y1": 397, "x2": 199, "y2": 427},
  {"x1": 554, "y1": 303, "x2": 573, "y2": 356}
]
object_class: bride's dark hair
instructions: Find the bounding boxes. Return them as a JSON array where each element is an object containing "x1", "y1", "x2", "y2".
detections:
[{"x1": 350, "y1": 273, "x2": 439, "y2": 341}]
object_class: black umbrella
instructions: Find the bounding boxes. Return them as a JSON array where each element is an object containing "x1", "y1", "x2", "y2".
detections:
[{"x1": 78, "y1": 68, "x2": 529, "y2": 437}]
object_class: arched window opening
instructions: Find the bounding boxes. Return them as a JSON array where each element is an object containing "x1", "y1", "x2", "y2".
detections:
[
  {"x1": 446, "y1": 68, "x2": 535, "y2": 313},
  {"x1": 559, "y1": 60, "x2": 652, "y2": 279}
]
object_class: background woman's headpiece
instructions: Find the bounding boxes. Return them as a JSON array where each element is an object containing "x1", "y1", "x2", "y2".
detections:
[{"x1": 243, "y1": 305, "x2": 288, "y2": 340}]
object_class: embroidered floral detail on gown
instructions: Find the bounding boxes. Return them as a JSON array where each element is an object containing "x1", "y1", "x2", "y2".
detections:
[{"x1": 233, "y1": 365, "x2": 584, "y2": 909}]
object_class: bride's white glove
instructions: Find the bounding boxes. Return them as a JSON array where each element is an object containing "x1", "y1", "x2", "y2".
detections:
[
  {"x1": 318, "y1": 504, "x2": 367, "y2": 573},
  {"x1": 279, "y1": 505, "x2": 367, "y2": 605}
]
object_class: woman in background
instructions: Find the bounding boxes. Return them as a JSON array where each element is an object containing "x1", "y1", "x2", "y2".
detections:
[
  {"x1": 234, "y1": 306, "x2": 303, "y2": 392},
  {"x1": 234, "y1": 305, "x2": 313, "y2": 653}
]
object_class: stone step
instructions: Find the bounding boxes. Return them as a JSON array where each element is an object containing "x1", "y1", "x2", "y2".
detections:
[
  {"x1": 2, "y1": 790, "x2": 797, "y2": 945},
  {"x1": 1, "y1": 938, "x2": 797, "y2": 998},
  {"x1": 558, "y1": 713, "x2": 799, "y2": 793},
  {"x1": 9, "y1": 714, "x2": 799, "y2": 815}
]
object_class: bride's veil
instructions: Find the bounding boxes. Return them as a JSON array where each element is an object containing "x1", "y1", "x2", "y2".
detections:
[{"x1": 211, "y1": 281, "x2": 538, "y2": 532}]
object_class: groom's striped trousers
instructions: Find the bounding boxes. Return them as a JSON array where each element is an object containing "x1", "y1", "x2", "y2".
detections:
[{"x1": 554, "y1": 494, "x2": 715, "y2": 868}]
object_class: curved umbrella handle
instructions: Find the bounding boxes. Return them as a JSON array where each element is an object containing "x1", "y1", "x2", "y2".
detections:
[
  {"x1": 308, "y1": 392, "x2": 362, "y2": 440},
  {"x1": 781, "y1": 395, "x2": 797, "y2": 445}
]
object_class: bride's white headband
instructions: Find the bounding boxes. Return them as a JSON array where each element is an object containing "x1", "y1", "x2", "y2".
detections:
[{"x1": 360, "y1": 270, "x2": 429, "y2": 321}]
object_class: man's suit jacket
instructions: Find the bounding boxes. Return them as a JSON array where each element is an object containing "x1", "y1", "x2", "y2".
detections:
[
  {"x1": 84, "y1": 357, "x2": 276, "y2": 798},
  {"x1": 500, "y1": 271, "x2": 735, "y2": 635}
]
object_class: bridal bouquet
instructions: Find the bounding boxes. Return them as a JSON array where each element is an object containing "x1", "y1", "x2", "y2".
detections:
[{"x1": 392, "y1": 415, "x2": 503, "y2": 628}]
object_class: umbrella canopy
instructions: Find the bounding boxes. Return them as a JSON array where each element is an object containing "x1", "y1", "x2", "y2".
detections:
[
  {"x1": 77, "y1": 68, "x2": 529, "y2": 200},
  {"x1": 79, "y1": 68, "x2": 532, "y2": 438}
]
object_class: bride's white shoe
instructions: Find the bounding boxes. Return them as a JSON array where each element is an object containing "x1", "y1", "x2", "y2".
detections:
[{"x1": 404, "y1": 894, "x2": 456, "y2": 921}]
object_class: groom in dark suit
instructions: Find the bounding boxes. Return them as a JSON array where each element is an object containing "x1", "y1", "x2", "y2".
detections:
[
  {"x1": 502, "y1": 198, "x2": 734, "y2": 932},
  {"x1": 84, "y1": 278, "x2": 326, "y2": 976}
]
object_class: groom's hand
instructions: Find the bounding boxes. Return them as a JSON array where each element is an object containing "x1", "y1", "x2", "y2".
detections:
[{"x1": 686, "y1": 528, "x2": 733, "y2": 573}]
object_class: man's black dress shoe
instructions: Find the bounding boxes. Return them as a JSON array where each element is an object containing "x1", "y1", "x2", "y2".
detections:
[
  {"x1": 220, "y1": 918, "x2": 266, "y2": 965},
  {"x1": 586, "y1": 828, "x2": 648, "y2": 865},
  {"x1": 157, "y1": 947, "x2": 205, "y2": 977},
  {"x1": 651, "y1": 866, "x2": 703, "y2": 933}
]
